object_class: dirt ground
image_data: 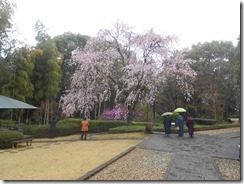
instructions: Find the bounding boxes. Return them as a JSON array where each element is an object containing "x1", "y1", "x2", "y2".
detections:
[
  {"x1": 0, "y1": 132, "x2": 148, "y2": 180},
  {"x1": 0, "y1": 127, "x2": 240, "y2": 180}
]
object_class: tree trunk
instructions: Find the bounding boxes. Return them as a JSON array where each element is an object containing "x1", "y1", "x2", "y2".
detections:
[
  {"x1": 98, "y1": 101, "x2": 101, "y2": 118},
  {"x1": 153, "y1": 101, "x2": 156, "y2": 121},
  {"x1": 146, "y1": 103, "x2": 149, "y2": 121},
  {"x1": 127, "y1": 105, "x2": 134, "y2": 126},
  {"x1": 94, "y1": 102, "x2": 97, "y2": 120}
]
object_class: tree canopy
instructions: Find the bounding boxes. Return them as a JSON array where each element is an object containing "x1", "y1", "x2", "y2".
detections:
[{"x1": 60, "y1": 22, "x2": 197, "y2": 124}]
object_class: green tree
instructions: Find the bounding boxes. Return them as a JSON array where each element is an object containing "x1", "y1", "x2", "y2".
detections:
[
  {"x1": 32, "y1": 21, "x2": 62, "y2": 124},
  {"x1": 186, "y1": 41, "x2": 236, "y2": 120},
  {"x1": 0, "y1": 0, "x2": 16, "y2": 93},
  {"x1": 5, "y1": 47, "x2": 36, "y2": 101},
  {"x1": 232, "y1": 36, "x2": 240, "y2": 117},
  {"x1": 0, "y1": 0, "x2": 15, "y2": 56},
  {"x1": 53, "y1": 32, "x2": 89, "y2": 97}
]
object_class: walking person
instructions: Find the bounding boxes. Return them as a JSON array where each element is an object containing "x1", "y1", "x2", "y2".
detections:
[
  {"x1": 176, "y1": 114, "x2": 184, "y2": 136},
  {"x1": 186, "y1": 114, "x2": 194, "y2": 137},
  {"x1": 163, "y1": 115, "x2": 172, "y2": 136},
  {"x1": 81, "y1": 117, "x2": 89, "y2": 140}
]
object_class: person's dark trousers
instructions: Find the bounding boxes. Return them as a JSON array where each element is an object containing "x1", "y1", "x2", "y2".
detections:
[{"x1": 81, "y1": 131, "x2": 88, "y2": 140}]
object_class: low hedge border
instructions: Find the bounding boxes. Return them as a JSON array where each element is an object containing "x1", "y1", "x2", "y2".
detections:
[
  {"x1": 23, "y1": 119, "x2": 127, "y2": 138},
  {"x1": 193, "y1": 118, "x2": 217, "y2": 125},
  {"x1": 0, "y1": 130, "x2": 24, "y2": 149}
]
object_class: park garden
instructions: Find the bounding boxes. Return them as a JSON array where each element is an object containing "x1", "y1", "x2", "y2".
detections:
[{"x1": 0, "y1": 0, "x2": 240, "y2": 148}]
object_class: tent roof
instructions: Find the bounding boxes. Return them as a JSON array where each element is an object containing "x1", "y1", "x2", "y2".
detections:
[{"x1": 0, "y1": 95, "x2": 37, "y2": 109}]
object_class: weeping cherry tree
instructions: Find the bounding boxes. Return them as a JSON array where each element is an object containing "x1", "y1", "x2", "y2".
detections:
[{"x1": 61, "y1": 21, "x2": 196, "y2": 125}]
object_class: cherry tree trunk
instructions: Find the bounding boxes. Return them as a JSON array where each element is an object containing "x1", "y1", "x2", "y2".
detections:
[{"x1": 126, "y1": 105, "x2": 134, "y2": 126}]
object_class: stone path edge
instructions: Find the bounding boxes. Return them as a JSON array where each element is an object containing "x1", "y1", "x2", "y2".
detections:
[
  {"x1": 77, "y1": 145, "x2": 136, "y2": 180},
  {"x1": 210, "y1": 156, "x2": 224, "y2": 180}
]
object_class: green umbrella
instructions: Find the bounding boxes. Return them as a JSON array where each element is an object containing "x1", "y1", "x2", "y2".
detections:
[
  {"x1": 174, "y1": 107, "x2": 186, "y2": 113},
  {"x1": 161, "y1": 112, "x2": 173, "y2": 116}
]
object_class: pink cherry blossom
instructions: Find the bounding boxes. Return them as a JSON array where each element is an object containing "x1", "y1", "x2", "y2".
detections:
[{"x1": 60, "y1": 21, "x2": 196, "y2": 124}]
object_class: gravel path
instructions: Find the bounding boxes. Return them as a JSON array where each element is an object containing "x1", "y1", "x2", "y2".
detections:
[
  {"x1": 88, "y1": 127, "x2": 240, "y2": 181},
  {"x1": 214, "y1": 158, "x2": 240, "y2": 180},
  {"x1": 89, "y1": 148, "x2": 173, "y2": 180}
]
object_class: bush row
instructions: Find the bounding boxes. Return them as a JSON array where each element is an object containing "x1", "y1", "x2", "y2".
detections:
[
  {"x1": 23, "y1": 119, "x2": 127, "y2": 138},
  {"x1": 0, "y1": 130, "x2": 24, "y2": 148},
  {"x1": 193, "y1": 118, "x2": 217, "y2": 125}
]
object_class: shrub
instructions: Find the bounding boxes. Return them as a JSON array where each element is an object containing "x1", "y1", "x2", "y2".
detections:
[
  {"x1": 24, "y1": 123, "x2": 81, "y2": 138},
  {"x1": 195, "y1": 122, "x2": 239, "y2": 131},
  {"x1": 56, "y1": 123, "x2": 80, "y2": 136},
  {"x1": 109, "y1": 125, "x2": 146, "y2": 133},
  {"x1": 109, "y1": 122, "x2": 165, "y2": 133},
  {"x1": 0, "y1": 119, "x2": 17, "y2": 129},
  {"x1": 0, "y1": 130, "x2": 24, "y2": 149},
  {"x1": 58, "y1": 118, "x2": 127, "y2": 133},
  {"x1": 101, "y1": 105, "x2": 143, "y2": 120},
  {"x1": 24, "y1": 125, "x2": 50, "y2": 138},
  {"x1": 193, "y1": 118, "x2": 217, "y2": 125},
  {"x1": 132, "y1": 121, "x2": 148, "y2": 126},
  {"x1": 23, "y1": 119, "x2": 127, "y2": 137},
  {"x1": 89, "y1": 120, "x2": 126, "y2": 133}
]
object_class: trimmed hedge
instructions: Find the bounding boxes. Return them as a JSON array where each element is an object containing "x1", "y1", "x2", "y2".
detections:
[
  {"x1": 24, "y1": 125, "x2": 50, "y2": 138},
  {"x1": 193, "y1": 118, "x2": 217, "y2": 125},
  {"x1": 109, "y1": 125, "x2": 146, "y2": 133},
  {"x1": 23, "y1": 119, "x2": 127, "y2": 138},
  {"x1": 132, "y1": 121, "x2": 148, "y2": 126},
  {"x1": 22, "y1": 119, "x2": 240, "y2": 138},
  {"x1": 58, "y1": 119, "x2": 127, "y2": 133},
  {"x1": 0, "y1": 130, "x2": 24, "y2": 148},
  {"x1": 194, "y1": 122, "x2": 240, "y2": 131}
]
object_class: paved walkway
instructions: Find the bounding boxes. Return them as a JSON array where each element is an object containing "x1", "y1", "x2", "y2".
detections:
[{"x1": 137, "y1": 131, "x2": 240, "y2": 180}]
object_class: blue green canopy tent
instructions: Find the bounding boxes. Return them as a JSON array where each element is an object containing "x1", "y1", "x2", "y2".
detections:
[
  {"x1": 0, "y1": 95, "x2": 37, "y2": 131},
  {"x1": 0, "y1": 95, "x2": 37, "y2": 109}
]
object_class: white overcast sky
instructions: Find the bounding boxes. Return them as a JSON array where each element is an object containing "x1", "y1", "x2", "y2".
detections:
[{"x1": 11, "y1": 0, "x2": 240, "y2": 49}]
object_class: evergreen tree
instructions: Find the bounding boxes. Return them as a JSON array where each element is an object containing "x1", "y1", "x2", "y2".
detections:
[{"x1": 32, "y1": 21, "x2": 62, "y2": 124}]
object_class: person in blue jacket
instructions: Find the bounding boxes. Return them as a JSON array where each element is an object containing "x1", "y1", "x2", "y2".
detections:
[{"x1": 176, "y1": 114, "x2": 184, "y2": 136}]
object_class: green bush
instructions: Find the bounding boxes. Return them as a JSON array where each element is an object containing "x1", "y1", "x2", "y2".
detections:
[
  {"x1": 24, "y1": 123, "x2": 81, "y2": 138},
  {"x1": 89, "y1": 120, "x2": 126, "y2": 133},
  {"x1": 109, "y1": 122, "x2": 165, "y2": 133},
  {"x1": 56, "y1": 123, "x2": 80, "y2": 136},
  {"x1": 0, "y1": 119, "x2": 17, "y2": 129},
  {"x1": 132, "y1": 121, "x2": 148, "y2": 126},
  {"x1": 193, "y1": 118, "x2": 217, "y2": 125},
  {"x1": 24, "y1": 125, "x2": 50, "y2": 138},
  {"x1": 23, "y1": 119, "x2": 127, "y2": 138},
  {"x1": 0, "y1": 130, "x2": 24, "y2": 148},
  {"x1": 58, "y1": 118, "x2": 127, "y2": 132},
  {"x1": 194, "y1": 122, "x2": 239, "y2": 131},
  {"x1": 109, "y1": 125, "x2": 146, "y2": 133}
]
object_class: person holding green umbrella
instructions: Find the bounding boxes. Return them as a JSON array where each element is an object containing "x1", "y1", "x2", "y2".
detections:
[
  {"x1": 174, "y1": 108, "x2": 186, "y2": 137},
  {"x1": 176, "y1": 113, "x2": 184, "y2": 136},
  {"x1": 163, "y1": 114, "x2": 172, "y2": 136}
]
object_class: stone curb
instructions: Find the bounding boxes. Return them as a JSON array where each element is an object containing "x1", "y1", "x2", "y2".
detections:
[
  {"x1": 210, "y1": 156, "x2": 224, "y2": 180},
  {"x1": 76, "y1": 145, "x2": 136, "y2": 180}
]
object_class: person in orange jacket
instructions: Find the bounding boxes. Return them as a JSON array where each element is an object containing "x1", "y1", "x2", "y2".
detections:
[{"x1": 81, "y1": 117, "x2": 89, "y2": 140}]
